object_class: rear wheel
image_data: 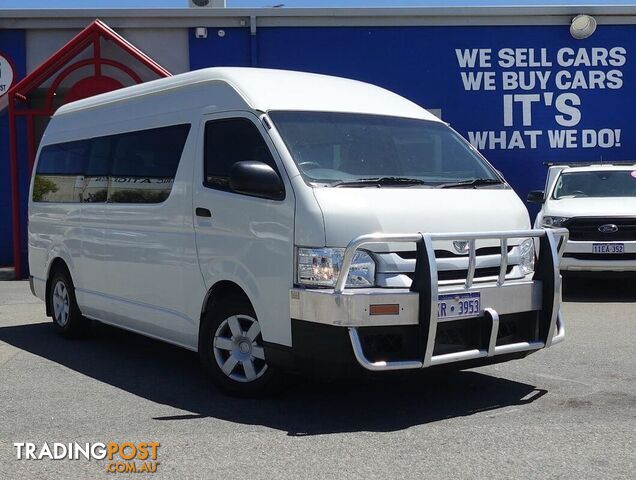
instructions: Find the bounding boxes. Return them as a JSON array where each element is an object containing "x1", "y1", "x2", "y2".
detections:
[
  {"x1": 199, "y1": 296, "x2": 277, "y2": 396},
  {"x1": 49, "y1": 268, "x2": 88, "y2": 337}
]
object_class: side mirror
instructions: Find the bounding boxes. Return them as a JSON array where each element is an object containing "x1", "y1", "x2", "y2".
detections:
[
  {"x1": 526, "y1": 190, "x2": 545, "y2": 204},
  {"x1": 229, "y1": 161, "x2": 284, "y2": 200}
]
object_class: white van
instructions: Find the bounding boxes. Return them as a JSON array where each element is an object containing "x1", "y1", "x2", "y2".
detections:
[
  {"x1": 29, "y1": 67, "x2": 567, "y2": 395},
  {"x1": 529, "y1": 163, "x2": 636, "y2": 274}
]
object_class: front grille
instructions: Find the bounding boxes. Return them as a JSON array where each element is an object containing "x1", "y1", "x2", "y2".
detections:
[
  {"x1": 435, "y1": 312, "x2": 539, "y2": 354},
  {"x1": 406, "y1": 266, "x2": 513, "y2": 282},
  {"x1": 563, "y1": 253, "x2": 636, "y2": 261},
  {"x1": 357, "y1": 325, "x2": 419, "y2": 362},
  {"x1": 357, "y1": 312, "x2": 540, "y2": 362},
  {"x1": 496, "y1": 312, "x2": 540, "y2": 346},
  {"x1": 396, "y1": 246, "x2": 513, "y2": 260},
  {"x1": 565, "y1": 218, "x2": 636, "y2": 241},
  {"x1": 433, "y1": 317, "x2": 488, "y2": 355}
]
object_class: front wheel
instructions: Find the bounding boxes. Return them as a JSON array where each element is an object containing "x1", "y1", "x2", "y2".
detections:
[{"x1": 199, "y1": 297, "x2": 278, "y2": 396}]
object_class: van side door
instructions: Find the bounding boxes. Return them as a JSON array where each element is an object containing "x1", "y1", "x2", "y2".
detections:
[
  {"x1": 193, "y1": 112, "x2": 295, "y2": 348},
  {"x1": 99, "y1": 124, "x2": 203, "y2": 348}
]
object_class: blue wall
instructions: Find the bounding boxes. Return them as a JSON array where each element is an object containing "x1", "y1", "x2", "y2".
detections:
[
  {"x1": 2, "y1": 25, "x2": 633, "y2": 272},
  {"x1": 190, "y1": 25, "x2": 636, "y2": 216},
  {"x1": 0, "y1": 29, "x2": 26, "y2": 268}
]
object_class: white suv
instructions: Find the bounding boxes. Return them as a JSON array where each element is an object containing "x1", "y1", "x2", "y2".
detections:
[{"x1": 529, "y1": 163, "x2": 636, "y2": 273}]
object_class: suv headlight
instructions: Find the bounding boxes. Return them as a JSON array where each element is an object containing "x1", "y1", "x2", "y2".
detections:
[
  {"x1": 297, "y1": 248, "x2": 376, "y2": 288},
  {"x1": 542, "y1": 216, "x2": 569, "y2": 228},
  {"x1": 518, "y1": 238, "x2": 535, "y2": 275}
]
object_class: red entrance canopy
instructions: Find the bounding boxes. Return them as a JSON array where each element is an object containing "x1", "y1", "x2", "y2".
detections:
[{"x1": 7, "y1": 19, "x2": 171, "y2": 279}]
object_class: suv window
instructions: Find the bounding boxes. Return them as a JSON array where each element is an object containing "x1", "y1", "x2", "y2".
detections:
[
  {"x1": 204, "y1": 117, "x2": 280, "y2": 192},
  {"x1": 553, "y1": 170, "x2": 636, "y2": 199}
]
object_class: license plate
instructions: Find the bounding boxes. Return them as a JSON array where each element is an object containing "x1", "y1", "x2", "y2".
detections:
[
  {"x1": 437, "y1": 292, "x2": 481, "y2": 319},
  {"x1": 592, "y1": 243, "x2": 624, "y2": 254}
]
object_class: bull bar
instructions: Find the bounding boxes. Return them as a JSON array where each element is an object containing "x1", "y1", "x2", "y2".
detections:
[{"x1": 290, "y1": 228, "x2": 569, "y2": 371}]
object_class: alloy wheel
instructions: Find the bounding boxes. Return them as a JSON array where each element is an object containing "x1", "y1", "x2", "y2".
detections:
[
  {"x1": 52, "y1": 280, "x2": 70, "y2": 327},
  {"x1": 212, "y1": 314, "x2": 268, "y2": 383}
]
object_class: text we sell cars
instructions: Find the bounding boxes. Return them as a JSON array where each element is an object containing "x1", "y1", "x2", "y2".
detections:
[{"x1": 457, "y1": 46, "x2": 627, "y2": 151}]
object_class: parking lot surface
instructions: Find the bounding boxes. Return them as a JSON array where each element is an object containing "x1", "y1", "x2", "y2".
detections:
[{"x1": 0, "y1": 278, "x2": 634, "y2": 479}]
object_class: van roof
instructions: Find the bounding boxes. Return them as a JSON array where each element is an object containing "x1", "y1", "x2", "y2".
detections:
[{"x1": 55, "y1": 67, "x2": 440, "y2": 122}]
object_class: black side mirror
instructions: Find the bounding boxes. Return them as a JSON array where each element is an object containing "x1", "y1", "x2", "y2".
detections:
[
  {"x1": 229, "y1": 161, "x2": 284, "y2": 200},
  {"x1": 527, "y1": 190, "x2": 545, "y2": 204}
]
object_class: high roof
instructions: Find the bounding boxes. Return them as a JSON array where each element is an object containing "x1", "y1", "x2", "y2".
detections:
[{"x1": 55, "y1": 67, "x2": 441, "y2": 121}]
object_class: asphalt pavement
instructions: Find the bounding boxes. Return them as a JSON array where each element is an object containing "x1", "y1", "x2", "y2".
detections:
[{"x1": 0, "y1": 277, "x2": 634, "y2": 479}]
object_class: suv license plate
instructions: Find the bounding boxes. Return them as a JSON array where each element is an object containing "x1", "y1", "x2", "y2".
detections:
[
  {"x1": 438, "y1": 292, "x2": 481, "y2": 319},
  {"x1": 593, "y1": 243, "x2": 624, "y2": 254}
]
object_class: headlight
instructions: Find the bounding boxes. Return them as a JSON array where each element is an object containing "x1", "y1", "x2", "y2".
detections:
[
  {"x1": 297, "y1": 248, "x2": 376, "y2": 288},
  {"x1": 542, "y1": 216, "x2": 569, "y2": 228},
  {"x1": 518, "y1": 238, "x2": 535, "y2": 275}
]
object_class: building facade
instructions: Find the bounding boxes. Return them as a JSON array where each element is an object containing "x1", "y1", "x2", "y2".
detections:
[{"x1": 1, "y1": 6, "x2": 635, "y2": 277}]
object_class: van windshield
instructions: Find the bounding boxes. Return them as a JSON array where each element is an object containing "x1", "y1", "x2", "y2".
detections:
[
  {"x1": 269, "y1": 111, "x2": 501, "y2": 187},
  {"x1": 553, "y1": 170, "x2": 636, "y2": 199}
]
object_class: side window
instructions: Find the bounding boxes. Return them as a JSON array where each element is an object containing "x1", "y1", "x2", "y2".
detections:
[
  {"x1": 204, "y1": 118, "x2": 280, "y2": 192},
  {"x1": 82, "y1": 136, "x2": 111, "y2": 203},
  {"x1": 32, "y1": 124, "x2": 190, "y2": 204},
  {"x1": 33, "y1": 140, "x2": 89, "y2": 203},
  {"x1": 108, "y1": 124, "x2": 190, "y2": 204}
]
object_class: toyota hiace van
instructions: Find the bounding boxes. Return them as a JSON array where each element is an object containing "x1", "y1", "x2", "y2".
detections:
[{"x1": 29, "y1": 68, "x2": 568, "y2": 394}]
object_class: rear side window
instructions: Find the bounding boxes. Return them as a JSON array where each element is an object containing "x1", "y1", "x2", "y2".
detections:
[
  {"x1": 33, "y1": 140, "x2": 89, "y2": 203},
  {"x1": 109, "y1": 125, "x2": 190, "y2": 204},
  {"x1": 204, "y1": 118, "x2": 279, "y2": 192},
  {"x1": 33, "y1": 124, "x2": 190, "y2": 204},
  {"x1": 82, "y1": 137, "x2": 112, "y2": 203}
]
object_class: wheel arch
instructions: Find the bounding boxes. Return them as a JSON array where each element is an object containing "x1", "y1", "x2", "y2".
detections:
[
  {"x1": 199, "y1": 280, "x2": 255, "y2": 348},
  {"x1": 201, "y1": 280, "x2": 254, "y2": 318},
  {"x1": 45, "y1": 257, "x2": 72, "y2": 317}
]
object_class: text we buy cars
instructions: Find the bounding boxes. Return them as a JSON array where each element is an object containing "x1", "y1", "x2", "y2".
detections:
[
  {"x1": 14, "y1": 441, "x2": 160, "y2": 474},
  {"x1": 457, "y1": 46, "x2": 626, "y2": 151}
]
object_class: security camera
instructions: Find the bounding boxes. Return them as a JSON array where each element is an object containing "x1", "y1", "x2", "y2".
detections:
[{"x1": 195, "y1": 27, "x2": 208, "y2": 39}]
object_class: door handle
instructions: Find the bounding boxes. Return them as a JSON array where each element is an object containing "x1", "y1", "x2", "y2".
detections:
[{"x1": 195, "y1": 207, "x2": 212, "y2": 218}]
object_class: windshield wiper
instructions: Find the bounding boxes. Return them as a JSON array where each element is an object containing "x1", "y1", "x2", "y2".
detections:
[
  {"x1": 435, "y1": 178, "x2": 504, "y2": 189},
  {"x1": 332, "y1": 176, "x2": 429, "y2": 187}
]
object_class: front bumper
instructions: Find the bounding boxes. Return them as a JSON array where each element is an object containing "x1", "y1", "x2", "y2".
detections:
[
  {"x1": 290, "y1": 229, "x2": 568, "y2": 372},
  {"x1": 561, "y1": 240, "x2": 636, "y2": 272}
]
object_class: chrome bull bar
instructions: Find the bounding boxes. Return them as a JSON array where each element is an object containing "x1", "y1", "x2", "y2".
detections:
[{"x1": 336, "y1": 228, "x2": 569, "y2": 371}]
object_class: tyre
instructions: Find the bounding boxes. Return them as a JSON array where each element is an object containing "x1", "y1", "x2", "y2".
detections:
[
  {"x1": 199, "y1": 296, "x2": 277, "y2": 396},
  {"x1": 49, "y1": 268, "x2": 88, "y2": 337}
]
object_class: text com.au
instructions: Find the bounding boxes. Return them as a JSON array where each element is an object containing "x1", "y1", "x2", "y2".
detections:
[{"x1": 13, "y1": 442, "x2": 160, "y2": 474}]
